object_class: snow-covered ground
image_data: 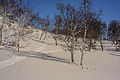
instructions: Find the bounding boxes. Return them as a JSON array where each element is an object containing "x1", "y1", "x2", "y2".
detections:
[{"x1": 0, "y1": 30, "x2": 120, "y2": 80}]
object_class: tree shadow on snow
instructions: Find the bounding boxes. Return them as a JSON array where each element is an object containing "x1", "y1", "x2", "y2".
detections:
[
  {"x1": 0, "y1": 43, "x2": 77, "y2": 65},
  {"x1": 11, "y1": 50, "x2": 75, "y2": 65},
  {"x1": 32, "y1": 39, "x2": 68, "y2": 48},
  {"x1": 32, "y1": 39, "x2": 55, "y2": 46},
  {"x1": 108, "y1": 52, "x2": 120, "y2": 57}
]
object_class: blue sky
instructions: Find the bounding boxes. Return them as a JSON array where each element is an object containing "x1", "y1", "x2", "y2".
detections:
[{"x1": 24, "y1": 0, "x2": 120, "y2": 24}]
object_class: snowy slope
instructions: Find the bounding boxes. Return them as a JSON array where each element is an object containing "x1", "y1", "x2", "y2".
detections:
[{"x1": 0, "y1": 29, "x2": 120, "y2": 80}]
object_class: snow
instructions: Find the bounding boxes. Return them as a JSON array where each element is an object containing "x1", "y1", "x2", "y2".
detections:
[{"x1": 0, "y1": 29, "x2": 120, "y2": 80}]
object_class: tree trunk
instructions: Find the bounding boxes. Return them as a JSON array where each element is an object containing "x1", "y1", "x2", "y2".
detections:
[
  {"x1": 115, "y1": 44, "x2": 118, "y2": 51},
  {"x1": 17, "y1": 33, "x2": 20, "y2": 52},
  {"x1": 80, "y1": 0, "x2": 88, "y2": 67},
  {"x1": 43, "y1": 32, "x2": 47, "y2": 40},
  {"x1": 88, "y1": 39, "x2": 92, "y2": 51},
  {"x1": 0, "y1": 28, "x2": 2, "y2": 44},
  {"x1": 53, "y1": 36, "x2": 57, "y2": 46},
  {"x1": 71, "y1": 52, "x2": 74, "y2": 62},
  {"x1": 80, "y1": 53, "x2": 84, "y2": 68},
  {"x1": 17, "y1": 41, "x2": 19, "y2": 52},
  {"x1": 100, "y1": 40, "x2": 103, "y2": 51},
  {"x1": 71, "y1": 36, "x2": 74, "y2": 62},
  {"x1": 80, "y1": 28, "x2": 87, "y2": 67},
  {"x1": 40, "y1": 31, "x2": 44, "y2": 40},
  {"x1": 55, "y1": 39, "x2": 57, "y2": 46},
  {"x1": 80, "y1": 44, "x2": 84, "y2": 68}
]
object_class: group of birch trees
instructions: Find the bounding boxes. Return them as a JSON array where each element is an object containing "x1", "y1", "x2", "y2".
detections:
[
  {"x1": 50, "y1": 0, "x2": 106, "y2": 66},
  {"x1": 0, "y1": 0, "x2": 40, "y2": 51}
]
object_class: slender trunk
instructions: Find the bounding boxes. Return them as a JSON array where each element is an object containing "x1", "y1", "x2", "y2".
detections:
[
  {"x1": 14, "y1": 31, "x2": 17, "y2": 47},
  {"x1": 80, "y1": 43, "x2": 84, "y2": 68},
  {"x1": 40, "y1": 31, "x2": 44, "y2": 40},
  {"x1": 17, "y1": 34, "x2": 20, "y2": 52},
  {"x1": 36, "y1": 31, "x2": 39, "y2": 38},
  {"x1": 80, "y1": 27, "x2": 87, "y2": 67},
  {"x1": 43, "y1": 32, "x2": 47, "y2": 40},
  {"x1": 115, "y1": 44, "x2": 118, "y2": 51},
  {"x1": 100, "y1": 40, "x2": 103, "y2": 51},
  {"x1": 88, "y1": 39, "x2": 92, "y2": 51},
  {"x1": 54, "y1": 29, "x2": 58, "y2": 46},
  {"x1": 0, "y1": 28, "x2": 2, "y2": 44},
  {"x1": 53, "y1": 36, "x2": 57, "y2": 46},
  {"x1": 70, "y1": 45, "x2": 74, "y2": 63},
  {"x1": 17, "y1": 41, "x2": 19, "y2": 52},
  {"x1": 71, "y1": 52, "x2": 74, "y2": 62},
  {"x1": 113, "y1": 41, "x2": 118, "y2": 50},
  {"x1": 55, "y1": 38, "x2": 57, "y2": 46},
  {"x1": 80, "y1": 0, "x2": 87, "y2": 67},
  {"x1": 44, "y1": 27, "x2": 49, "y2": 40},
  {"x1": 70, "y1": 36, "x2": 74, "y2": 62},
  {"x1": 80, "y1": 53, "x2": 84, "y2": 68},
  {"x1": 17, "y1": 28, "x2": 19, "y2": 51}
]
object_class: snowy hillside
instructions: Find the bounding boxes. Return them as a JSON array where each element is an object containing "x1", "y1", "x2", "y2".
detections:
[{"x1": 0, "y1": 29, "x2": 120, "y2": 80}]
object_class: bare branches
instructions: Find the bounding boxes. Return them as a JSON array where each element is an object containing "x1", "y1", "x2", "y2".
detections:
[
  {"x1": 108, "y1": 20, "x2": 120, "y2": 51},
  {"x1": 40, "y1": 15, "x2": 51, "y2": 41},
  {"x1": 53, "y1": 2, "x2": 83, "y2": 62},
  {"x1": 0, "y1": 0, "x2": 40, "y2": 51}
]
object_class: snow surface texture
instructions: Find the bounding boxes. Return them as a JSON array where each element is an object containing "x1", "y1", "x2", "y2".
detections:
[{"x1": 0, "y1": 29, "x2": 120, "y2": 80}]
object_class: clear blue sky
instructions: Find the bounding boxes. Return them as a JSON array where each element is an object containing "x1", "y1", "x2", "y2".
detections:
[{"x1": 24, "y1": 0, "x2": 120, "y2": 24}]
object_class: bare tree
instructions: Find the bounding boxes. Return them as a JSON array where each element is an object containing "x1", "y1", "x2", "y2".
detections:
[
  {"x1": 79, "y1": 0, "x2": 91, "y2": 67},
  {"x1": 0, "y1": 0, "x2": 8, "y2": 44},
  {"x1": 40, "y1": 15, "x2": 51, "y2": 40},
  {"x1": 51, "y1": 14, "x2": 63, "y2": 46},
  {"x1": 0, "y1": 0, "x2": 39, "y2": 51},
  {"x1": 85, "y1": 18, "x2": 106, "y2": 51},
  {"x1": 53, "y1": 2, "x2": 82, "y2": 62},
  {"x1": 108, "y1": 20, "x2": 120, "y2": 51},
  {"x1": 0, "y1": 0, "x2": 18, "y2": 44},
  {"x1": 79, "y1": 0, "x2": 105, "y2": 67},
  {"x1": 13, "y1": 0, "x2": 35, "y2": 51}
]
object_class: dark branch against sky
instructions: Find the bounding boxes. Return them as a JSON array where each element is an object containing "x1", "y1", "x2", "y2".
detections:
[{"x1": 24, "y1": 0, "x2": 120, "y2": 24}]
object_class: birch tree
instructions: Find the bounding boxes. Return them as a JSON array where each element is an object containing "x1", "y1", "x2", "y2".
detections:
[
  {"x1": 13, "y1": 0, "x2": 35, "y2": 51},
  {"x1": 40, "y1": 15, "x2": 51, "y2": 40},
  {"x1": 0, "y1": 0, "x2": 18, "y2": 44},
  {"x1": 2, "y1": 0, "x2": 38, "y2": 51},
  {"x1": 54, "y1": 2, "x2": 82, "y2": 62},
  {"x1": 108, "y1": 20, "x2": 120, "y2": 50},
  {"x1": 0, "y1": 0, "x2": 8, "y2": 44},
  {"x1": 79, "y1": 0, "x2": 91, "y2": 67},
  {"x1": 79, "y1": 0, "x2": 105, "y2": 67}
]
